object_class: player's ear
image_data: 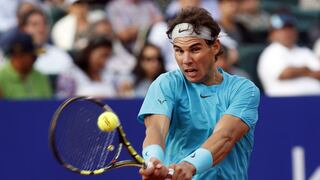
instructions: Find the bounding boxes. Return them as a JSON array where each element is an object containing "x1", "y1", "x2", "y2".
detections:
[{"x1": 211, "y1": 39, "x2": 221, "y2": 55}]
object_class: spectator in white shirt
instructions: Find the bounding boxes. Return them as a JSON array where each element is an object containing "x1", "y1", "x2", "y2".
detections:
[{"x1": 257, "y1": 12, "x2": 320, "y2": 96}]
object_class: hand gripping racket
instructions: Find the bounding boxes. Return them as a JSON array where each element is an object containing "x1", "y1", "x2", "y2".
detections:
[{"x1": 49, "y1": 96, "x2": 173, "y2": 176}]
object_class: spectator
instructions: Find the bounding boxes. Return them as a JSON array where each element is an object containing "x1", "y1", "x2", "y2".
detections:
[
  {"x1": 236, "y1": 0, "x2": 270, "y2": 31},
  {"x1": 216, "y1": 44, "x2": 251, "y2": 79},
  {"x1": 89, "y1": 19, "x2": 136, "y2": 75},
  {"x1": 20, "y1": 9, "x2": 74, "y2": 79},
  {"x1": 51, "y1": 0, "x2": 105, "y2": 51},
  {"x1": 0, "y1": 1, "x2": 38, "y2": 60},
  {"x1": 257, "y1": 12, "x2": 320, "y2": 96},
  {"x1": 0, "y1": 31, "x2": 52, "y2": 99},
  {"x1": 166, "y1": 0, "x2": 220, "y2": 21},
  {"x1": 106, "y1": 0, "x2": 163, "y2": 54},
  {"x1": 119, "y1": 43, "x2": 166, "y2": 97},
  {"x1": 218, "y1": 0, "x2": 255, "y2": 44},
  {"x1": 56, "y1": 36, "x2": 116, "y2": 98}
]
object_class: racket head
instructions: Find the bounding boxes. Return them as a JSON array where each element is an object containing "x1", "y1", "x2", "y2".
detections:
[{"x1": 49, "y1": 96, "x2": 143, "y2": 175}]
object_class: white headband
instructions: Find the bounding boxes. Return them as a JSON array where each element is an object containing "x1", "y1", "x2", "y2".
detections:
[{"x1": 171, "y1": 23, "x2": 214, "y2": 41}]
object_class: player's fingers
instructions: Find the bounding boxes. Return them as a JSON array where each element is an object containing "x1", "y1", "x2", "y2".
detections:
[
  {"x1": 140, "y1": 162, "x2": 155, "y2": 176},
  {"x1": 156, "y1": 165, "x2": 169, "y2": 177},
  {"x1": 149, "y1": 157, "x2": 161, "y2": 167}
]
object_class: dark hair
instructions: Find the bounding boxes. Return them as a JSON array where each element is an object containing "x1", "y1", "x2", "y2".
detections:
[
  {"x1": 75, "y1": 36, "x2": 112, "y2": 73},
  {"x1": 167, "y1": 7, "x2": 221, "y2": 44},
  {"x1": 166, "y1": 7, "x2": 223, "y2": 59},
  {"x1": 133, "y1": 43, "x2": 166, "y2": 85},
  {"x1": 19, "y1": 8, "x2": 48, "y2": 29}
]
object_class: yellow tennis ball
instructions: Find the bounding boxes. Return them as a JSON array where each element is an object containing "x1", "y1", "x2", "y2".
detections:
[{"x1": 97, "y1": 112, "x2": 120, "y2": 132}]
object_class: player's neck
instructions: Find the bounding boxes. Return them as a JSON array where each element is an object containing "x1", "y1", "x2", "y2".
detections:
[{"x1": 203, "y1": 69, "x2": 223, "y2": 86}]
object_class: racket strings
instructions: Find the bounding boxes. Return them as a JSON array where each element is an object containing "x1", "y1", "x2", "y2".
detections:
[{"x1": 54, "y1": 99, "x2": 119, "y2": 171}]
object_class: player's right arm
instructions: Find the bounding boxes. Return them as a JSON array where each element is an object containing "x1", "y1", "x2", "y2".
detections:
[
  {"x1": 143, "y1": 114, "x2": 170, "y2": 149},
  {"x1": 139, "y1": 114, "x2": 171, "y2": 180}
]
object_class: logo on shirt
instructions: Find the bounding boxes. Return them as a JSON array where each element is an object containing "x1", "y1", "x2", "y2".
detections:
[
  {"x1": 200, "y1": 94, "x2": 212, "y2": 98},
  {"x1": 158, "y1": 99, "x2": 167, "y2": 104},
  {"x1": 145, "y1": 151, "x2": 149, "y2": 157},
  {"x1": 190, "y1": 153, "x2": 196, "y2": 158}
]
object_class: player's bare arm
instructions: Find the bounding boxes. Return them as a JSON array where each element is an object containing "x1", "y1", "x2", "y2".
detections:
[
  {"x1": 140, "y1": 114, "x2": 171, "y2": 179},
  {"x1": 203, "y1": 114, "x2": 249, "y2": 165},
  {"x1": 170, "y1": 114, "x2": 249, "y2": 179},
  {"x1": 143, "y1": 114, "x2": 170, "y2": 149}
]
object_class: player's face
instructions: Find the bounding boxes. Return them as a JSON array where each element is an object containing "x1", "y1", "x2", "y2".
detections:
[{"x1": 173, "y1": 37, "x2": 220, "y2": 85}]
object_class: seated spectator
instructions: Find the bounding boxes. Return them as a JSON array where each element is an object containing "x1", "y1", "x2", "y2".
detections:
[
  {"x1": 216, "y1": 44, "x2": 251, "y2": 79},
  {"x1": 0, "y1": 1, "x2": 38, "y2": 62},
  {"x1": 56, "y1": 36, "x2": 117, "y2": 98},
  {"x1": 105, "y1": 0, "x2": 163, "y2": 54},
  {"x1": 20, "y1": 9, "x2": 74, "y2": 80},
  {"x1": 89, "y1": 19, "x2": 136, "y2": 75},
  {"x1": 257, "y1": 12, "x2": 320, "y2": 96},
  {"x1": 236, "y1": 0, "x2": 270, "y2": 31},
  {"x1": 118, "y1": 43, "x2": 166, "y2": 97},
  {"x1": 218, "y1": 0, "x2": 255, "y2": 44},
  {"x1": 166, "y1": 0, "x2": 220, "y2": 21},
  {"x1": 51, "y1": 0, "x2": 105, "y2": 51},
  {"x1": 0, "y1": 31, "x2": 52, "y2": 99}
]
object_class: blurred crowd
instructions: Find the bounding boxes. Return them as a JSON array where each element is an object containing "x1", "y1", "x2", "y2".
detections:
[{"x1": 0, "y1": 0, "x2": 319, "y2": 99}]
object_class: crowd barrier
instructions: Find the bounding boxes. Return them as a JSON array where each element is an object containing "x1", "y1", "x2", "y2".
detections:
[{"x1": 0, "y1": 96, "x2": 319, "y2": 180}]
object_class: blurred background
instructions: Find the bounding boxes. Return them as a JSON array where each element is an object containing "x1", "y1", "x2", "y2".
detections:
[{"x1": 0, "y1": 0, "x2": 319, "y2": 179}]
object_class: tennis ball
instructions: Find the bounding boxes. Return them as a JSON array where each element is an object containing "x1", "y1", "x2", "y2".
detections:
[{"x1": 97, "y1": 112, "x2": 120, "y2": 132}]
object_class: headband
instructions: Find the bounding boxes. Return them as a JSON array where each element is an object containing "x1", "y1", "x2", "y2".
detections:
[{"x1": 171, "y1": 23, "x2": 214, "y2": 41}]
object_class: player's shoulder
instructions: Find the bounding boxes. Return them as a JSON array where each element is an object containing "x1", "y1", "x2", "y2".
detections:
[
  {"x1": 224, "y1": 71, "x2": 260, "y2": 95},
  {"x1": 155, "y1": 69, "x2": 184, "y2": 83},
  {"x1": 150, "y1": 70, "x2": 184, "y2": 91}
]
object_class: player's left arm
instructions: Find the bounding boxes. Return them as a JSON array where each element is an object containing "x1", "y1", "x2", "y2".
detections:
[
  {"x1": 203, "y1": 115, "x2": 249, "y2": 165},
  {"x1": 170, "y1": 81, "x2": 260, "y2": 179},
  {"x1": 169, "y1": 115, "x2": 249, "y2": 179}
]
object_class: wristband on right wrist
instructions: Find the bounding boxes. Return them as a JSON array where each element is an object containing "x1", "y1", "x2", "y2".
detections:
[
  {"x1": 181, "y1": 147, "x2": 213, "y2": 174},
  {"x1": 142, "y1": 144, "x2": 164, "y2": 163}
]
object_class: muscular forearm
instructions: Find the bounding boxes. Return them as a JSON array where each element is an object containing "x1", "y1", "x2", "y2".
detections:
[
  {"x1": 143, "y1": 124, "x2": 165, "y2": 149},
  {"x1": 143, "y1": 115, "x2": 170, "y2": 149},
  {"x1": 202, "y1": 129, "x2": 237, "y2": 165},
  {"x1": 201, "y1": 115, "x2": 249, "y2": 165}
]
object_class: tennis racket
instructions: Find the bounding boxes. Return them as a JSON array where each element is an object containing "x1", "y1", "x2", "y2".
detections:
[{"x1": 49, "y1": 96, "x2": 173, "y2": 176}]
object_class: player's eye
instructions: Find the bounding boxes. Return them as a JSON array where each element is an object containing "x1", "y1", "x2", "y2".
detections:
[
  {"x1": 191, "y1": 47, "x2": 201, "y2": 53},
  {"x1": 174, "y1": 48, "x2": 184, "y2": 55}
]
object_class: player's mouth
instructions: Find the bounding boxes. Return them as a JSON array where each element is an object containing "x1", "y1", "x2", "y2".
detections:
[{"x1": 184, "y1": 68, "x2": 198, "y2": 78}]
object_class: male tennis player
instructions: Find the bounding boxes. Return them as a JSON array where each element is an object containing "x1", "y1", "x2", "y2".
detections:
[{"x1": 138, "y1": 7, "x2": 260, "y2": 180}]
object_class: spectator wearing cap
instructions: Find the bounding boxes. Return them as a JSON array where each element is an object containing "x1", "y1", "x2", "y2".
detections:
[
  {"x1": 257, "y1": 11, "x2": 320, "y2": 96},
  {"x1": 0, "y1": 31, "x2": 52, "y2": 99}
]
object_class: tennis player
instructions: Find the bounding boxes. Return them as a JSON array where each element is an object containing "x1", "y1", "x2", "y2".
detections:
[{"x1": 138, "y1": 7, "x2": 260, "y2": 180}]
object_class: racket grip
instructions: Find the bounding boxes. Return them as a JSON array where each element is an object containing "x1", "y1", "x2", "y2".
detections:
[{"x1": 168, "y1": 168, "x2": 175, "y2": 176}]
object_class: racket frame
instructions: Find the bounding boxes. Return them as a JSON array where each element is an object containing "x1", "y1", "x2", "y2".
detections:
[{"x1": 49, "y1": 96, "x2": 145, "y2": 175}]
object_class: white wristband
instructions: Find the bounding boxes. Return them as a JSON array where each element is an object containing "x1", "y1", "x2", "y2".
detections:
[
  {"x1": 182, "y1": 148, "x2": 213, "y2": 174},
  {"x1": 142, "y1": 144, "x2": 164, "y2": 163}
]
